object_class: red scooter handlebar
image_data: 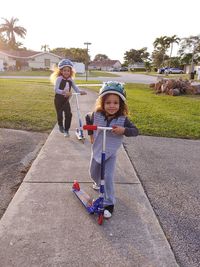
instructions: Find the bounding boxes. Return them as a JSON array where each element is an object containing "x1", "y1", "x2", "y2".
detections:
[
  {"x1": 83, "y1": 125, "x2": 97, "y2": 130},
  {"x1": 83, "y1": 125, "x2": 114, "y2": 131}
]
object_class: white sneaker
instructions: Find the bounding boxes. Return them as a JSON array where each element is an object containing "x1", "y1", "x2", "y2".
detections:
[
  {"x1": 104, "y1": 209, "x2": 112, "y2": 219},
  {"x1": 64, "y1": 130, "x2": 70, "y2": 137},
  {"x1": 92, "y1": 183, "x2": 100, "y2": 190}
]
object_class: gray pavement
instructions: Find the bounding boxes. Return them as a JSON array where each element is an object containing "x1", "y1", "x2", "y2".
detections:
[
  {"x1": 0, "y1": 90, "x2": 178, "y2": 267},
  {"x1": 123, "y1": 136, "x2": 200, "y2": 267}
]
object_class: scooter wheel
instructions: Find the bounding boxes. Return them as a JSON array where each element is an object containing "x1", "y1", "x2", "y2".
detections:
[
  {"x1": 98, "y1": 214, "x2": 103, "y2": 225},
  {"x1": 72, "y1": 180, "x2": 80, "y2": 191}
]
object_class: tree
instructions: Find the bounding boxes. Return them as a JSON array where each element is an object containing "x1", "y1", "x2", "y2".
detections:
[
  {"x1": 168, "y1": 57, "x2": 182, "y2": 68},
  {"x1": 124, "y1": 47, "x2": 149, "y2": 65},
  {"x1": 166, "y1": 35, "x2": 180, "y2": 59},
  {"x1": 41, "y1": 44, "x2": 50, "y2": 52},
  {"x1": 153, "y1": 36, "x2": 169, "y2": 66},
  {"x1": 151, "y1": 49, "x2": 168, "y2": 68},
  {"x1": 166, "y1": 35, "x2": 180, "y2": 67},
  {"x1": 51, "y1": 47, "x2": 89, "y2": 64},
  {"x1": 0, "y1": 17, "x2": 27, "y2": 49},
  {"x1": 178, "y1": 35, "x2": 200, "y2": 73},
  {"x1": 94, "y1": 54, "x2": 109, "y2": 61}
]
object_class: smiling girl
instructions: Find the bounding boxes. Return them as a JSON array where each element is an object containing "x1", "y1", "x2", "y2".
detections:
[
  {"x1": 50, "y1": 59, "x2": 86, "y2": 137},
  {"x1": 85, "y1": 81, "x2": 139, "y2": 218}
]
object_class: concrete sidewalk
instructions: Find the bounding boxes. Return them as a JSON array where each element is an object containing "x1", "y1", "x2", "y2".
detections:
[{"x1": 0, "y1": 90, "x2": 178, "y2": 267}]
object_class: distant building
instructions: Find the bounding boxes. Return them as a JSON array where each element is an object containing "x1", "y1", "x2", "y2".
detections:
[
  {"x1": 0, "y1": 59, "x2": 3, "y2": 71},
  {"x1": 184, "y1": 64, "x2": 200, "y2": 74},
  {"x1": 0, "y1": 49, "x2": 85, "y2": 73},
  {"x1": 73, "y1": 62, "x2": 85, "y2": 74},
  {"x1": 0, "y1": 49, "x2": 61, "y2": 71},
  {"x1": 89, "y1": 60, "x2": 121, "y2": 71}
]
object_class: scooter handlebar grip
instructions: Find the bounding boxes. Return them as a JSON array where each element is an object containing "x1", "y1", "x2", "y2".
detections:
[{"x1": 83, "y1": 125, "x2": 97, "y2": 130}]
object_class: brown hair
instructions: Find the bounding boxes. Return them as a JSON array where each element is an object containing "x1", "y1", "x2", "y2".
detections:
[{"x1": 95, "y1": 93, "x2": 128, "y2": 116}]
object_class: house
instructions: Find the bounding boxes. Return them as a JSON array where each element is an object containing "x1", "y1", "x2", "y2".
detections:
[
  {"x1": 0, "y1": 59, "x2": 3, "y2": 71},
  {"x1": 0, "y1": 49, "x2": 62, "y2": 71},
  {"x1": 89, "y1": 60, "x2": 121, "y2": 71},
  {"x1": 0, "y1": 49, "x2": 85, "y2": 73},
  {"x1": 184, "y1": 64, "x2": 200, "y2": 74}
]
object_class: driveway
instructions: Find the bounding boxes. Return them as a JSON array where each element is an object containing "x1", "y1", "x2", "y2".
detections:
[{"x1": 123, "y1": 136, "x2": 200, "y2": 267}]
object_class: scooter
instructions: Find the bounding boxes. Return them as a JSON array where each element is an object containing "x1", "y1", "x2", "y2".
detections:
[
  {"x1": 72, "y1": 93, "x2": 85, "y2": 142},
  {"x1": 72, "y1": 125, "x2": 113, "y2": 225}
]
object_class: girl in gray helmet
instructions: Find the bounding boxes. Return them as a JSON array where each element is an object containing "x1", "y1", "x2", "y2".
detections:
[
  {"x1": 50, "y1": 59, "x2": 86, "y2": 137},
  {"x1": 86, "y1": 81, "x2": 139, "y2": 218}
]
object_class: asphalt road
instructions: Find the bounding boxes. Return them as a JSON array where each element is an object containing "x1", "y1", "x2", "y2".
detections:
[{"x1": 123, "y1": 136, "x2": 200, "y2": 267}]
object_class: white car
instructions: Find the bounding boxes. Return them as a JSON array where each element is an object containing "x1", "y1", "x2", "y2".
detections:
[{"x1": 164, "y1": 68, "x2": 184, "y2": 74}]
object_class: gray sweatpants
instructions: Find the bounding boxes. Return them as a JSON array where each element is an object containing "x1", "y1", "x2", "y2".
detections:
[{"x1": 89, "y1": 154, "x2": 116, "y2": 206}]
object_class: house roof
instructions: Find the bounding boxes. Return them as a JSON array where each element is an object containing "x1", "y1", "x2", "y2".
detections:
[
  {"x1": 0, "y1": 49, "x2": 61, "y2": 59},
  {"x1": 89, "y1": 60, "x2": 121, "y2": 67}
]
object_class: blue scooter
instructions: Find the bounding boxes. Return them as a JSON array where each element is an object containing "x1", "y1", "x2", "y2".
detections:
[{"x1": 72, "y1": 125, "x2": 112, "y2": 225}]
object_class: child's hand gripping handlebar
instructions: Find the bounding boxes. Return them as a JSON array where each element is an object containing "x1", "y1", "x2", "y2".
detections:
[{"x1": 83, "y1": 125, "x2": 115, "y2": 149}]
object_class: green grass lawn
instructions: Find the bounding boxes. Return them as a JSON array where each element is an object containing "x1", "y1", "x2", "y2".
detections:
[
  {"x1": 0, "y1": 79, "x2": 199, "y2": 139},
  {"x1": 0, "y1": 79, "x2": 56, "y2": 132},
  {"x1": 125, "y1": 83, "x2": 200, "y2": 139},
  {"x1": 0, "y1": 70, "x2": 53, "y2": 76}
]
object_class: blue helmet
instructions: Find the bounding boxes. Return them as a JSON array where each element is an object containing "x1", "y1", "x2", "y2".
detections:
[
  {"x1": 58, "y1": 59, "x2": 74, "y2": 69},
  {"x1": 99, "y1": 81, "x2": 126, "y2": 101}
]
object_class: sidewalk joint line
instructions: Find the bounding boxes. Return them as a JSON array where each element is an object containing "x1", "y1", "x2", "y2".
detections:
[{"x1": 23, "y1": 181, "x2": 140, "y2": 184}]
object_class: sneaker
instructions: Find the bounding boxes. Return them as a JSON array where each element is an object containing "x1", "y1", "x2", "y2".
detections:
[
  {"x1": 105, "y1": 204, "x2": 114, "y2": 213},
  {"x1": 59, "y1": 126, "x2": 64, "y2": 133},
  {"x1": 92, "y1": 183, "x2": 100, "y2": 190},
  {"x1": 104, "y1": 209, "x2": 112, "y2": 219},
  {"x1": 64, "y1": 130, "x2": 70, "y2": 137}
]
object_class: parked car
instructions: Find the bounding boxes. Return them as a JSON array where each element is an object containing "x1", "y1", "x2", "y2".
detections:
[
  {"x1": 111, "y1": 68, "x2": 120, "y2": 72},
  {"x1": 120, "y1": 66, "x2": 128, "y2": 71},
  {"x1": 164, "y1": 68, "x2": 184, "y2": 74},
  {"x1": 157, "y1": 67, "x2": 169, "y2": 74}
]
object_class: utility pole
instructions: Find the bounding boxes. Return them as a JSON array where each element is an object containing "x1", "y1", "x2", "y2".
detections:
[{"x1": 84, "y1": 42, "x2": 91, "y2": 81}]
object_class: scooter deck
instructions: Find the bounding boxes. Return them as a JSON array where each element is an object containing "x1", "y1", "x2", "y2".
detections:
[
  {"x1": 72, "y1": 181, "x2": 104, "y2": 224},
  {"x1": 73, "y1": 189, "x2": 93, "y2": 209}
]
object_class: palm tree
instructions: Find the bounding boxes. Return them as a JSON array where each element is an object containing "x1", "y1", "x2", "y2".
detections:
[
  {"x1": 0, "y1": 17, "x2": 27, "y2": 49},
  {"x1": 41, "y1": 44, "x2": 50, "y2": 52},
  {"x1": 166, "y1": 35, "x2": 180, "y2": 67},
  {"x1": 153, "y1": 36, "x2": 169, "y2": 66}
]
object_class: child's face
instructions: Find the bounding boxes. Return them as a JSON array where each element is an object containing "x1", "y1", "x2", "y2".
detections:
[
  {"x1": 61, "y1": 66, "x2": 71, "y2": 79},
  {"x1": 104, "y1": 94, "x2": 120, "y2": 116}
]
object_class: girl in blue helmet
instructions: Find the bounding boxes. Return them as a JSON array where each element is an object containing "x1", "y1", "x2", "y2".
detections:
[
  {"x1": 85, "y1": 81, "x2": 139, "y2": 218},
  {"x1": 50, "y1": 59, "x2": 86, "y2": 136}
]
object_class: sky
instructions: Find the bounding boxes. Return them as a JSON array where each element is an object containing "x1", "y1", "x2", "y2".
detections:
[{"x1": 1, "y1": 0, "x2": 200, "y2": 62}]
